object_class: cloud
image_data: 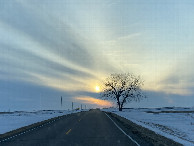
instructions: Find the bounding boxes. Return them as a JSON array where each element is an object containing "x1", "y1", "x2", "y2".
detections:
[
  {"x1": 75, "y1": 96, "x2": 113, "y2": 107},
  {"x1": 0, "y1": 78, "x2": 74, "y2": 111},
  {"x1": 0, "y1": 1, "x2": 116, "y2": 92},
  {"x1": 157, "y1": 59, "x2": 194, "y2": 95},
  {"x1": 117, "y1": 33, "x2": 141, "y2": 41},
  {"x1": 105, "y1": 0, "x2": 121, "y2": 7},
  {"x1": 125, "y1": 90, "x2": 194, "y2": 108},
  {"x1": 160, "y1": 74, "x2": 180, "y2": 85},
  {"x1": 0, "y1": 1, "x2": 95, "y2": 69}
]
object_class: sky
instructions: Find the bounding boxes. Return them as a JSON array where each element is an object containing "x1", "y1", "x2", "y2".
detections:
[{"x1": 0, "y1": 0, "x2": 194, "y2": 111}]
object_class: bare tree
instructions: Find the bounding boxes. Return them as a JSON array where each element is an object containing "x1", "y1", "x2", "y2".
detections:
[{"x1": 100, "y1": 73, "x2": 146, "y2": 111}]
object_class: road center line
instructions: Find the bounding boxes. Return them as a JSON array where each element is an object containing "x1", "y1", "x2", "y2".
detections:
[
  {"x1": 66, "y1": 129, "x2": 72, "y2": 135},
  {"x1": 105, "y1": 113, "x2": 140, "y2": 146}
]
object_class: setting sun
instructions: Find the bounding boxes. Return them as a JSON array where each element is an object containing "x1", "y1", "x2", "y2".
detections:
[{"x1": 95, "y1": 86, "x2": 100, "y2": 92}]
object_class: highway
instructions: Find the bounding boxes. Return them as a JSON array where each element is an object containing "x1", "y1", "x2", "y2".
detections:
[{"x1": 0, "y1": 109, "x2": 180, "y2": 146}]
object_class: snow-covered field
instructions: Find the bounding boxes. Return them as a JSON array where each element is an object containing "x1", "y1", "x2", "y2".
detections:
[
  {"x1": 0, "y1": 110, "x2": 84, "y2": 135},
  {"x1": 103, "y1": 107, "x2": 194, "y2": 146}
]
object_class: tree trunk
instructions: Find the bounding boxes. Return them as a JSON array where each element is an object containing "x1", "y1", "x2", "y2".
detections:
[
  {"x1": 119, "y1": 103, "x2": 123, "y2": 111},
  {"x1": 118, "y1": 102, "x2": 122, "y2": 111},
  {"x1": 117, "y1": 95, "x2": 122, "y2": 111}
]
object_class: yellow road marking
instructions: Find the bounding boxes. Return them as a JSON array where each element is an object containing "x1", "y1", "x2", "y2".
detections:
[{"x1": 66, "y1": 129, "x2": 72, "y2": 135}]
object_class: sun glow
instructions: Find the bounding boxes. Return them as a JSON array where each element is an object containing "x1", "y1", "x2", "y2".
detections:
[
  {"x1": 95, "y1": 86, "x2": 100, "y2": 92},
  {"x1": 76, "y1": 96, "x2": 112, "y2": 107}
]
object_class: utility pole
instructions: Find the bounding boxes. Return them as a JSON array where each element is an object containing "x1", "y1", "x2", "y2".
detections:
[
  {"x1": 72, "y1": 102, "x2": 73, "y2": 110},
  {"x1": 61, "y1": 96, "x2": 62, "y2": 107},
  {"x1": 81, "y1": 104, "x2": 82, "y2": 110},
  {"x1": 85, "y1": 105, "x2": 86, "y2": 109}
]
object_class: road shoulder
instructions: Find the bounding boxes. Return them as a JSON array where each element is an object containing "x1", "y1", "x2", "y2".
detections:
[{"x1": 105, "y1": 112, "x2": 182, "y2": 146}]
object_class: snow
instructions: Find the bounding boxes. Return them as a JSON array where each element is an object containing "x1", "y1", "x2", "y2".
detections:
[
  {"x1": 103, "y1": 107, "x2": 194, "y2": 146},
  {"x1": 0, "y1": 110, "x2": 86, "y2": 135}
]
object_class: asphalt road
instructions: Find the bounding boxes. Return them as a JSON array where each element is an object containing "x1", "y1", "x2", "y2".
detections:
[{"x1": 2, "y1": 110, "x2": 140, "y2": 146}]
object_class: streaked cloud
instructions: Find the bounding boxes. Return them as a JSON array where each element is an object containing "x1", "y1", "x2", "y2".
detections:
[
  {"x1": 0, "y1": 0, "x2": 116, "y2": 92},
  {"x1": 75, "y1": 96, "x2": 113, "y2": 107},
  {"x1": 0, "y1": 0, "x2": 194, "y2": 110}
]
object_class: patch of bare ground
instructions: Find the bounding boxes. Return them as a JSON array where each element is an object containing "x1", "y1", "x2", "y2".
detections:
[{"x1": 147, "y1": 111, "x2": 194, "y2": 114}]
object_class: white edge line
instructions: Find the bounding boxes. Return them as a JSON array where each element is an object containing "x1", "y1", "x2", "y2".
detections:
[{"x1": 105, "y1": 113, "x2": 140, "y2": 146}]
